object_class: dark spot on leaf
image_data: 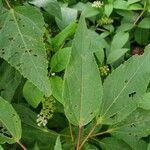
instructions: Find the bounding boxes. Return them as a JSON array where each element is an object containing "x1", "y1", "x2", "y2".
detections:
[
  {"x1": 129, "y1": 133, "x2": 131, "y2": 135},
  {"x1": 125, "y1": 80, "x2": 128, "y2": 83},
  {"x1": 0, "y1": 89, "x2": 4, "y2": 93},
  {"x1": 129, "y1": 92, "x2": 136, "y2": 98},
  {"x1": 2, "y1": 52, "x2": 5, "y2": 55},
  {"x1": 8, "y1": 37, "x2": 13, "y2": 41},
  {"x1": 130, "y1": 123, "x2": 136, "y2": 127},
  {"x1": 33, "y1": 54, "x2": 37, "y2": 57},
  {"x1": 29, "y1": 49, "x2": 32, "y2": 52},
  {"x1": 90, "y1": 112, "x2": 93, "y2": 115},
  {"x1": 1, "y1": 49, "x2": 4, "y2": 51},
  {"x1": 25, "y1": 50, "x2": 27, "y2": 53},
  {"x1": 22, "y1": 25, "x2": 25, "y2": 27}
]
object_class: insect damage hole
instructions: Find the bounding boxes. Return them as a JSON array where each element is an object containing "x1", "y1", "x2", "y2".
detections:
[{"x1": 129, "y1": 92, "x2": 136, "y2": 98}]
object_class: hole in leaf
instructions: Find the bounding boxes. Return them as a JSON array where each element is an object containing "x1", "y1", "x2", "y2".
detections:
[
  {"x1": 130, "y1": 123, "x2": 136, "y2": 127},
  {"x1": 129, "y1": 92, "x2": 136, "y2": 98}
]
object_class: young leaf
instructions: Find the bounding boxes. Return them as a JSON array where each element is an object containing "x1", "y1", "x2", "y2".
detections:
[
  {"x1": 0, "y1": 4, "x2": 51, "y2": 96},
  {"x1": 50, "y1": 47, "x2": 71, "y2": 73},
  {"x1": 0, "y1": 96, "x2": 21, "y2": 144},
  {"x1": 23, "y1": 80, "x2": 44, "y2": 108},
  {"x1": 104, "y1": 4, "x2": 113, "y2": 17},
  {"x1": 99, "y1": 45, "x2": 150, "y2": 124},
  {"x1": 111, "y1": 32, "x2": 129, "y2": 51},
  {"x1": 52, "y1": 22, "x2": 77, "y2": 51},
  {"x1": 31, "y1": 0, "x2": 62, "y2": 19},
  {"x1": 63, "y1": 15, "x2": 103, "y2": 126},
  {"x1": 54, "y1": 136, "x2": 62, "y2": 150},
  {"x1": 0, "y1": 61, "x2": 22, "y2": 102},
  {"x1": 107, "y1": 48, "x2": 129, "y2": 64}
]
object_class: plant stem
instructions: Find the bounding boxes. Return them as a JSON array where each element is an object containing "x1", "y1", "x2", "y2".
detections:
[
  {"x1": 69, "y1": 123, "x2": 74, "y2": 142},
  {"x1": 79, "y1": 124, "x2": 97, "y2": 149},
  {"x1": 17, "y1": 141, "x2": 27, "y2": 150},
  {"x1": 5, "y1": 0, "x2": 11, "y2": 9},
  {"x1": 76, "y1": 126, "x2": 82, "y2": 150},
  {"x1": 91, "y1": 128, "x2": 113, "y2": 137},
  {"x1": 133, "y1": 1, "x2": 147, "y2": 26}
]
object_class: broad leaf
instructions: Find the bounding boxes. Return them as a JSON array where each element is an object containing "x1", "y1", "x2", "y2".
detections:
[
  {"x1": 31, "y1": 0, "x2": 62, "y2": 19},
  {"x1": 101, "y1": 137, "x2": 132, "y2": 150},
  {"x1": 0, "y1": 61, "x2": 22, "y2": 102},
  {"x1": 63, "y1": 15, "x2": 103, "y2": 126},
  {"x1": 0, "y1": 5, "x2": 51, "y2": 96},
  {"x1": 14, "y1": 104, "x2": 57, "y2": 150},
  {"x1": 23, "y1": 80, "x2": 44, "y2": 108},
  {"x1": 55, "y1": 7, "x2": 77, "y2": 30},
  {"x1": 111, "y1": 32, "x2": 129, "y2": 51},
  {"x1": 138, "y1": 18, "x2": 150, "y2": 29},
  {"x1": 104, "y1": 4, "x2": 113, "y2": 17},
  {"x1": 136, "y1": 93, "x2": 150, "y2": 110},
  {"x1": 50, "y1": 47, "x2": 71, "y2": 73},
  {"x1": 54, "y1": 136, "x2": 62, "y2": 150},
  {"x1": 99, "y1": 45, "x2": 150, "y2": 124},
  {"x1": 107, "y1": 48, "x2": 129, "y2": 64},
  {"x1": 112, "y1": 108, "x2": 150, "y2": 139},
  {"x1": 0, "y1": 96, "x2": 21, "y2": 144}
]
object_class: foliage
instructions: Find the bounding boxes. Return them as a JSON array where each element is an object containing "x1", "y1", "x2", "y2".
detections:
[{"x1": 0, "y1": 0, "x2": 150, "y2": 149}]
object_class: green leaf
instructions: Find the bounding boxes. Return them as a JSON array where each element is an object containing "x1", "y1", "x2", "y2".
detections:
[
  {"x1": 127, "y1": 0, "x2": 141, "y2": 5},
  {"x1": 148, "y1": 143, "x2": 150, "y2": 150},
  {"x1": 134, "y1": 28, "x2": 150, "y2": 45},
  {"x1": 55, "y1": 7, "x2": 77, "y2": 30},
  {"x1": 104, "y1": 4, "x2": 113, "y2": 17},
  {"x1": 127, "y1": 3, "x2": 143, "y2": 10},
  {"x1": 0, "y1": 96, "x2": 21, "y2": 144},
  {"x1": 52, "y1": 22, "x2": 77, "y2": 51},
  {"x1": 50, "y1": 47, "x2": 71, "y2": 73},
  {"x1": 101, "y1": 137, "x2": 132, "y2": 150},
  {"x1": 73, "y1": 2, "x2": 100, "y2": 18},
  {"x1": 32, "y1": 143, "x2": 40, "y2": 150},
  {"x1": 23, "y1": 80, "x2": 44, "y2": 108},
  {"x1": 111, "y1": 32, "x2": 129, "y2": 51},
  {"x1": 14, "y1": 104, "x2": 57, "y2": 150},
  {"x1": 137, "y1": 93, "x2": 150, "y2": 110},
  {"x1": 114, "y1": 0, "x2": 128, "y2": 9},
  {"x1": 63, "y1": 15, "x2": 103, "y2": 126},
  {"x1": 0, "y1": 5, "x2": 51, "y2": 96},
  {"x1": 112, "y1": 108, "x2": 150, "y2": 138},
  {"x1": 54, "y1": 136, "x2": 62, "y2": 150},
  {"x1": 113, "y1": 134, "x2": 147, "y2": 150},
  {"x1": 0, "y1": 145, "x2": 3, "y2": 150},
  {"x1": 0, "y1": 61, "x2": 22, "y2": 102},
  {"x1": 99, "y1": 45, "x2": 150, "y2": 124},
  {"x1": 107, "y1": 48, "x2": 129, "y2": 64},
  {"x1": 138, "y1": 18, "x2": 150, "y2": 29},
  {"x1": 31, "y1": 0, "x2": 62, "y2": 19},
  {"x1": 50, "y1": 76, "x2": 63, "y2": 104}
]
